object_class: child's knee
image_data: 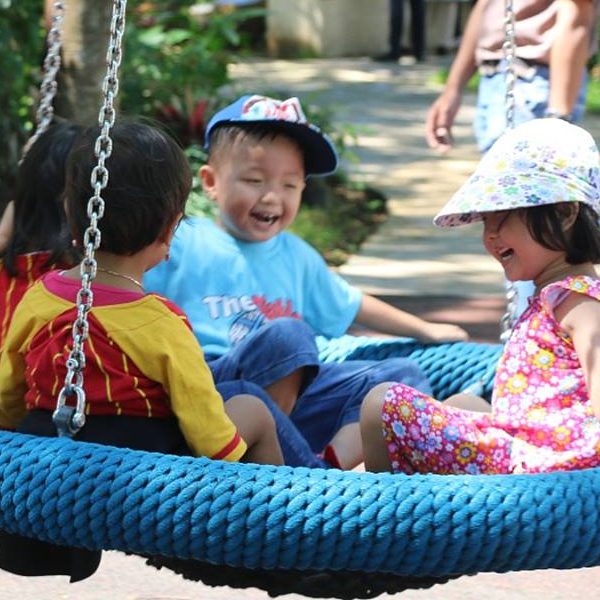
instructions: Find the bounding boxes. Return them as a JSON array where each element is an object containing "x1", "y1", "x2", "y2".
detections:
[
  {"x1": 360, "y1": 382, "x2": 393, "y2": 428},
  {"x1": 225, "y1": 393, "x2": 276, "y2": 443},
  {"x1": 245, "y1": 394, "x2": 276, "y2": 426}
]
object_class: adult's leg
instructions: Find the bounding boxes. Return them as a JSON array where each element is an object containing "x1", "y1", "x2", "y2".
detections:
[
  {"x1": 409, "y1": 0, "x2": 426, "y2": 61},
  {"x1": 389, "y1": 0, "x2": 405, "y2": 57}
]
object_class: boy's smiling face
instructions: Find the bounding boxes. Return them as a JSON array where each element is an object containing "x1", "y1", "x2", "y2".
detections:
[{"x1": 201, "y1": 132, "x2": 306, "y2": 242}]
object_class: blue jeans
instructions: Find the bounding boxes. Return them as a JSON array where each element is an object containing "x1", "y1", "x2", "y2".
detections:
[
  {"x1": 290, "y1": 358, "x2": 431, "y2": 452},
  {"x1": 474, "y1": 64, "x2": 587, "y2": 153},
  {"x1": 209, "y1": 318, "x2": 431, "y2": 454}
]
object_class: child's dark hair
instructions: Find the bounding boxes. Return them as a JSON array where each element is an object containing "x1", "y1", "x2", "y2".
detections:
[
  {"x1": 2, "y1": 121, "x2": 82, "y2": 276},
  {"x1": 522, "y1": 203, "x2": 600, "y2": 264},
  {"x1": 66, "y1": 121, "x2": 192, "y2": 255},
  {"x1": 207, "y1": 124, "x2": 305, "y2": 168}
]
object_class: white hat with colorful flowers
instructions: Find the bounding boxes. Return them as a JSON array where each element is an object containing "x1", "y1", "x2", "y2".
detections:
[{"x1": 434, "y1": 118, "x2": 600, "y2": 227}]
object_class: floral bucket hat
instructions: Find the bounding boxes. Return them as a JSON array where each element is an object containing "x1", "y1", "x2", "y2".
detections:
[{"x1": 434, "y1": 118, "x2": 600, "y2": 227}]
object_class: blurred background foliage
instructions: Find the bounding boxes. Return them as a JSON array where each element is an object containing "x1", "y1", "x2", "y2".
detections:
[
  {"x1": 5, "y1": 3, "x2": 600, "y2": 262},
  {"x1": 0, "y1": 0, "x2": 394, "y2": 263}
]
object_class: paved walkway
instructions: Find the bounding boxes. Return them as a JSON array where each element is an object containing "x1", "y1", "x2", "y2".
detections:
[{"x1": 3, "y1": 57, "x2": 600, "y2": 599}]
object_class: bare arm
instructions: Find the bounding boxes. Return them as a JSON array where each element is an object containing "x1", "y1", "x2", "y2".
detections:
[
  {"x1": 0, "y1": 201, "x2": 14, "y2": 253},
  {"x1": 355, "y1": 293, "x2": 469, "y2": 343},
  {"x1": 548, "y1": 0, "x2": 595, "y2": 115},
  {"x1": 557, "y1": 294, "x2": 600, "y2": 419},
  {"x1": 425, "y1": 0, "x2": 487, "y2": 152}
]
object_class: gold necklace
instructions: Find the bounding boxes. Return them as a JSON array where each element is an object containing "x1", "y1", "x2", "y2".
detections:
[{"x1": 96, "y1": 267, "x2": 144, "y2": 291}]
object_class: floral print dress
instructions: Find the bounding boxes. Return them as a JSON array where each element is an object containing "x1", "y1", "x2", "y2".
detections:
[{"x1": 382, "y1": 276, "x2": 600, "y2": 474}]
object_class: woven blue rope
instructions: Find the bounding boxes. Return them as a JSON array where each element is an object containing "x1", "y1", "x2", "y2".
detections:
[
  {"x1": 318, "y1": 337, "x2": 502, "y2": 399},
  {"x1": 1, "y1": 430, "x2": 600, "y2": 576},
  {"x1": 2, "y1": 339, "x2": 598, "y2": 582}
]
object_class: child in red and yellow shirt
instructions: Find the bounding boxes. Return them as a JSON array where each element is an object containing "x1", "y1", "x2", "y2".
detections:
[{"x1": 0, "y1": 122, "x2": 81, "y2": 349}]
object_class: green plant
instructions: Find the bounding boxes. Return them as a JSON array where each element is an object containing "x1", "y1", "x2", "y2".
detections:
[
  {"x1": 290, "y1": 177, "x2": 386, "y2": 266},
  {"x1": 429, "y1": 67, "x2": 479, "y2": 92},
  {"x1": 586, "y1": 76, "x2": 600, "y2": 114},
  {"x1": 0, "y1": 0, "x2": 45, "y2": 192},
  {"x1": 122, "y1": 1, "x2": 265, "y2": 145}
]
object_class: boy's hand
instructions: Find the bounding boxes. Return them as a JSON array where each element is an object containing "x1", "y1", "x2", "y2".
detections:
[
  {"x1": 356, "y1": 295, "x2": 470, "y2": 342},
  {"x1": 417, "y1": 322, "x2": 469, "y2": 343}
]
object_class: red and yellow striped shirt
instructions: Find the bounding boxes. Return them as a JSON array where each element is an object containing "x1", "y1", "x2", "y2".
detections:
[
  {"x1": 0, "y1": 252, "x2": 63, "y2": 351},
  {"x1": 0, "y1": 271, "x2": 246, "y2": 462}
]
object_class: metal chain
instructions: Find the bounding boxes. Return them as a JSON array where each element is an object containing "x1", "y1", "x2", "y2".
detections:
[
  {"x1": 502, "y1": 0, "x2": 517, "y2": 130},
  {"x1": 53, "y1": 0, "x2": 128, "y2": 437},
  {"x1": 499, "y1": 0, "x2": 518, "y2": 342},
  {"x1": 20, "y1": 1, "x2": 65, "y2": 161}
]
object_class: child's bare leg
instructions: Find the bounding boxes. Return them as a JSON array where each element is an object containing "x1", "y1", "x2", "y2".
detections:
[
  {"x1": 327, "y1": 423, "x2": 362, "y2": 470},
  {"x1": 443, "y1": 393, "x2": 491, "y2": 412},
  {"x1": 225, "y1": 394, "x2": 284, "y2": 465},
  {"x1": 360, "y1": 382, "x2": 394, "y2": 473},
  {"x1": 264, "y1": 368, "x2": 305, "y2": 415}
]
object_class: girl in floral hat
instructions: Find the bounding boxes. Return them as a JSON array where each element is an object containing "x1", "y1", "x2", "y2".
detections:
[{"x1": 361, "y1": 118, "x2": 600, "y2": 475}]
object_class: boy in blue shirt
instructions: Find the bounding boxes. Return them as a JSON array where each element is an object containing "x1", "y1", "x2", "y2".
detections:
[{"x1": 145, "y1": 94, "x2": 468, "y2": 468}]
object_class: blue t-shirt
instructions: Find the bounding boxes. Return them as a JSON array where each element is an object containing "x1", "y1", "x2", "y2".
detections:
[{"x1": 144, "y1": 217, "x2": 363, "y2": 356}]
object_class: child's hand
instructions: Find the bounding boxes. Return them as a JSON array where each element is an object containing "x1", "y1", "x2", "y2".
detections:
[{"x1": 418, "y1": 322, "x2": 469, "y2": 343}]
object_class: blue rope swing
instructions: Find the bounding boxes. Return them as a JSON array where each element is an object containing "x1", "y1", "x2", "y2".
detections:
[
  {"x1": 3, "y1": 339, "x2": 600, "y2": 598},
  {"x1": 13, "y1": 3, "x2": 598, "y2": 598}
]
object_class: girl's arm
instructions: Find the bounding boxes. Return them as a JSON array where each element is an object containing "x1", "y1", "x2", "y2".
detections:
[
  {"x1": 558, "y1": 294, "x2": 600, "y2": 419},
  {"x1": 0, "y1": 201, "x2": 15, "y2": 253}
]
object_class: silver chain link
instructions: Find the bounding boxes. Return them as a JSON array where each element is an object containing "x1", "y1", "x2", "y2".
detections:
[
  {"x1": 499, "y1": 0, "x2": 518, "y2": 342},
  {"x1": 20, "y1": 1, "x2": 65, "y2": 161},
  {"x1": 53, "y1": 0, "x2": 128, "y2": 437},
  {"x1": 502, "y1": 0, "x2": 516, "y2": 131}
]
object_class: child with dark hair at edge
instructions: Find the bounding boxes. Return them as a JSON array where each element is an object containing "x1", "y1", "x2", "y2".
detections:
[
  {"x1": 0, "y1": 121, "x2": 82, "y2": 350},
  {"x1": 144, "y1": 94, "x2": 469, "y2": 470},
  {"x1": 0, "y1": 121, "x2": 284, "y2": 582},
  {"x1": 361, "y1": 119, "x2": 600, "y2": 475}
]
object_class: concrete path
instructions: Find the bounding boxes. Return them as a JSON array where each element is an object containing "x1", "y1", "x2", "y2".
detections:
[{"x1": 3, "y1": 57, "x2": 600, "y2": 599}]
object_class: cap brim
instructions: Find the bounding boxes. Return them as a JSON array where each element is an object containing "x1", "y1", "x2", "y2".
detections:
[{"x1": 211, "y1": 119, "x2": 338, "y2": 176}]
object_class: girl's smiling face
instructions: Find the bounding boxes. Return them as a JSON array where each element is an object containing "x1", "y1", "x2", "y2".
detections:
[
  {"x1": 482, "y1": 209, "x2": 568, "y2": 286},
  {"x1": 201, "y1": 133, "x2": 306, "y2": 243}
]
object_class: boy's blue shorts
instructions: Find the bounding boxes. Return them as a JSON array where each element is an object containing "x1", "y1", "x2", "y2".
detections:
[{"x1": 208, "y1": 317, "x2": 431, "y2": 453}]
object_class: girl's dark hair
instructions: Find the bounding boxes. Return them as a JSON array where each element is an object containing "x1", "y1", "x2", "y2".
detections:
[
  {"x1": 65, "y1": 121, "x2": 192, "y2": 255},
  {"x1": 3, "y1": 121, "x2": 82, "y2": 276},
  {"x1": 522, "y1": 203, "x2": 600, "y2": 264}
]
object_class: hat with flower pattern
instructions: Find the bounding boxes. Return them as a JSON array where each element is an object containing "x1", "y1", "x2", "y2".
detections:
[{"x1": 434, "y1": 118, "x2": 600, "y2": 227}]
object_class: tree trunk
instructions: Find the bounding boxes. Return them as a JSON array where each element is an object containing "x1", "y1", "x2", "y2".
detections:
[{"x1": 53, "y1": 0, "x2": 114, "y2": 124}]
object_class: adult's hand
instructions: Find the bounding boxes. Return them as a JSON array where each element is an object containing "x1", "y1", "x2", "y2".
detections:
[{"x1": 425, "y1": 89, "x2": 462, "y2": 153}]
